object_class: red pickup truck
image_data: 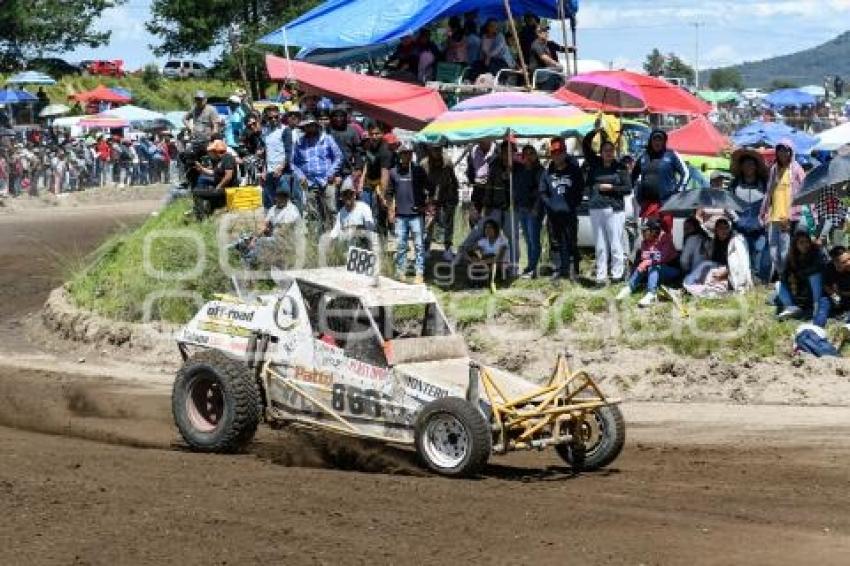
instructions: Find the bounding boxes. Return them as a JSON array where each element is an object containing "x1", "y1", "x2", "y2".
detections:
[{"x1": 83, "y1": 60, "x2": 125, "y2": 78}]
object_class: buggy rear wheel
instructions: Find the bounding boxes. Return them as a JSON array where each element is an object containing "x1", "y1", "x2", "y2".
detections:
[
  {"x1": 415, "y1": 397, "x2": 492, "y2": 477},
  {"x1": 172, "y1": 350, "x2": 261, "y2": 453},
  {"x1": 556, "y1": 404, "x2": 625, "y2": 471}
]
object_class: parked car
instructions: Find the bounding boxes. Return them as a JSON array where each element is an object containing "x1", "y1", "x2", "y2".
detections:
[
  {"x1": 28, "y1": 57, "x2": 80, "y2": 76},
  {"x1": 83, "y1": 60, "x2": 125, "y2": 77},
  {"x1": 740, "y1": 88, "x2": 766, "y2": 101},
  {"x1": 162, "y1": 60, "x2": 208, "y2": 79}
]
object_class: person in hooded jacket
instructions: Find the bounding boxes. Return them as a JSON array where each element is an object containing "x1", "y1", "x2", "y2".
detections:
[
  {"x1": 775, "y1": 226, "x2": 827, "y2": 322},
  {"x1": 617, "y1": 218, "x2": 679, "y2": 307},
  {"x1": 631, "y1": 129, "x2": 689, "y2": 233},
  {"x1": 683, "y1": 217, "x2": 752, "y2": 296},
  {"x1": 730, "y1": 148, "x2": 771, "y2": 282},
  {"x1": 759, "y1": 139, "x2": 806, "y2": 279}
]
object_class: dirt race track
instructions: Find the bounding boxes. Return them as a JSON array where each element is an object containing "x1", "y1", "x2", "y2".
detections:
[{"x1": 1, "y1": 199, "x2": 849, "y2": 565}]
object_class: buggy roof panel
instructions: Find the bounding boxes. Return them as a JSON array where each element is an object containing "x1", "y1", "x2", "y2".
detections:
[{"x1": 280, "y1": 267, "x2": 437, "y2": 307}]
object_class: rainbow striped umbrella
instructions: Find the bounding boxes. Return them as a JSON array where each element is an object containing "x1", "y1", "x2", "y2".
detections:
[{"x1": 415, "y1": 92, "x2": 593, "y2": 145}]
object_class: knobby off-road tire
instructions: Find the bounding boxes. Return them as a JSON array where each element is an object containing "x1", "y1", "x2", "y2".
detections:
[
  {"x1": 556, "y1": 405, "x2": 625, "y2": 472},
  {"x1": 414, "y1": 397, "x2": 492, "y2": 477},
  {"x1": 172, "y1": 350, "x2": 262, "y2": 453}
]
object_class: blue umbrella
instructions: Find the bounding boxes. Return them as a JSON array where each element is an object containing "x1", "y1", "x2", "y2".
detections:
[
  {"x1": 764, "y1": 88, "x2": 816, "y2": 109},
  {"x1": 0, "y1": 89, "x2": 38, "y2": 104},
  {"x1": 731, "y1": 120, "x2": 817, "y2": 153}
]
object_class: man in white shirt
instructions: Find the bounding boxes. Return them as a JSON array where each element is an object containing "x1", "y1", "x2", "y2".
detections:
[
  {"x1": 329, "y1": 183, "x2": 375, "y2": 242},
  {"x1": 252, "y1": 185, "x2": 302, "y2": 267}
]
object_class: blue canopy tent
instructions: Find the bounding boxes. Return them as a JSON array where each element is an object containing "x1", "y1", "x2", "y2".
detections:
[
  {"x1": 763, "y1": 88, "x2": 816, "y2": 110},
  {"x1": 261, "y1": 0, "x2": 578, "y2": 49},
  {"x1": 731, "y1": 120, "x2": 817, "y2": 153},
  {"x1": 0, "y1": 89, "x2": 38, "y2": 104}
]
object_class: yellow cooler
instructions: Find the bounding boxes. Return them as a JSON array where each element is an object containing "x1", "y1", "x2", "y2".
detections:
[{"x1": 225, "y1": 186, "x2": 263, "y2": 211}]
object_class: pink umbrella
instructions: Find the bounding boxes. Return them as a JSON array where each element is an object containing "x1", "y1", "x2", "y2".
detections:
[
  {"x1": 561, "y1": 73, "x2": 647, "y2": 112},
  {"x1": 79, "y1": 116, "x2": 129, "y2": 129}
]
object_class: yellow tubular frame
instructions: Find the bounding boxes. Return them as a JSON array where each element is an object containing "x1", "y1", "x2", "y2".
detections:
[{"x1": 479, "y1": 354, "x2": 619, "y2": 453}]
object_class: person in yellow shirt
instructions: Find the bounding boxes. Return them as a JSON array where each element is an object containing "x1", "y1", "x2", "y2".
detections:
[{"x1": 760, "y1": 140, "x2": 806, "y2": 279}]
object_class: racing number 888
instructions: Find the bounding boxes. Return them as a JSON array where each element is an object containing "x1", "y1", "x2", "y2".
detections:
[
  {"x1": 332, "y1": 383, "x2": 382, "y2": 418},
  {"x1": 346, "y1": 248, "x2": 377, "y2": 276}
]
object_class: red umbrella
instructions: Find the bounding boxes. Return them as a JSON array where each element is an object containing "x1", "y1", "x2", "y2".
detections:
[
  {"x1": 667, "y1": 116, "x2": 730, "y2": 156},
  {"x1": 265, "y1": 54, "x2": 447, "y2": 130},
  {"x1": 555, "y1": 71, "x2": 711, "y2": 115},
  {"x1": 70, "y1": 84, "x2": 131, "y2": 104}
]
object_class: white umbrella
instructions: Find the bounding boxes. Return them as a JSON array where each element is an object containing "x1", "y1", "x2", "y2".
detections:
[
  {"x1": 6, "y1": 71, "x2": 56, "y2": 86},
  {"x1": 813, "y1": 122, "x2": 850, "y2": 152},
  {"x1": 39, "y1": 103, "x2": 71, "y2": 117},
  {"x1": 799, "y1": 84, "x2": 826, "y2": 98},
  {"x1": 101, "y1": 104, "x2": 166, "y2": 123}
]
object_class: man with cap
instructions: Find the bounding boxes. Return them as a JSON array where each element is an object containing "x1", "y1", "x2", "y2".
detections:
[
  {"x1": 193, "y1": 139, "x2": 237, "y2": 213},
  {"x1": 260, "y1": 104, "x2": 298, "y2": 211},
  {"x1": 183, "y1": 90, "x2": 220, "y2": 188},
  {"x1": 249, "y1": 183, "x2": 303, "y2": 268},
  {"x1": 263, "y1": 183, "x2": 301, "y2": 234},
  {"x1": 388, "y1": 143, "x2": 432, "y2": 283},
  {"x1": 329, "y1": 179, "x2": 376, "y2": 243},
  {"x1": 631, "y1": 129, "x2": 689, "y2": 231},
  {"x1": 291, "y1": 113, "x2": 344, "y2": 230},
  {"x1": 540, "y1": 136, "x2": 584, "y2": 280}
]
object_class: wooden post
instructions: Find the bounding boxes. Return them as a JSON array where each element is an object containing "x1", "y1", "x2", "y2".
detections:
[{"x1": 503, "y1": 0, "x2": 531, "y2": 89}]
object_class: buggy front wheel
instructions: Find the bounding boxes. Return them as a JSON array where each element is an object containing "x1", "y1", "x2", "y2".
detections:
[
  {"x1": 556, "y1": 404, "x2": 625, "y2": 471},
  {"x1": 414, "y1": 397, "x2": 492, "y2": 477}
]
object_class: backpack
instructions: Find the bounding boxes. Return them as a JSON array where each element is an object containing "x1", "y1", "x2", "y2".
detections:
[{"x1": 794, "y1": 324, "x2": 839, "y2": 357}]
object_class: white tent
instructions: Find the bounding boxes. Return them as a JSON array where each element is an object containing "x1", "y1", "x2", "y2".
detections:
[
  {"x1": 813, "y1": 122, "x2": 850, "y2": 152},
  {"x1": 100, "y1": 104, "x2": 166, "y2": 123}
]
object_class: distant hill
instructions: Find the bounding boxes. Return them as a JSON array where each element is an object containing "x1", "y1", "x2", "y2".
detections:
[{"x1": 709, "y1": 31, "x2": 850, "y2": 88}]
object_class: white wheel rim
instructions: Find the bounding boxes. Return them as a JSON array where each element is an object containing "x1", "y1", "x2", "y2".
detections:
[{"x1": 423, "y1": 413, "x2": 470, "y2": 470}]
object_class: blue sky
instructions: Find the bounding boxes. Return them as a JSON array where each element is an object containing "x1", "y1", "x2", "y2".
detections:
[{"x1": 72, "y1": 0, "x2": 850, "y2": 83}]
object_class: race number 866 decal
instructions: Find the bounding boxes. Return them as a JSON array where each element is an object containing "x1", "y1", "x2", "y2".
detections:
[{"x1": 346, "y1": 247, "x2": 377, "y2": 276}]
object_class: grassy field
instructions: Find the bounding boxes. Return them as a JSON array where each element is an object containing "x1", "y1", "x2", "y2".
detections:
[{"x1": 1, "y1": 74, "x2": 243, "y2": 113}]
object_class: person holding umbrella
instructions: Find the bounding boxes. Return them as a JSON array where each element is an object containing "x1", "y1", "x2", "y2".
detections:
[{"x1": 760, "y1": 139, "x2": 806, "y2": 279}]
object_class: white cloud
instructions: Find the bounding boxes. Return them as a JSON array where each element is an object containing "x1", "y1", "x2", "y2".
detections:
[{"x1": 97, "y1": 5, "x2": 147, "y2": 42}]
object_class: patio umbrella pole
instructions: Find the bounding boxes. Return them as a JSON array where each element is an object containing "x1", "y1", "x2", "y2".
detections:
[
  {"x1": 570, "y1": 16, "x2": 578, "y2": 77},
  {"x1": 503, "y1": 0, "x2": 531, "y2": 88},
  {"x1": 508, "y1": 134, "x2": 518, "y2": 274}
]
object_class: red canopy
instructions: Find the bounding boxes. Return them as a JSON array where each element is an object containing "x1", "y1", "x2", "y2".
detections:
[
  {"x1": 265, "y1": 54, "x2": 447, "y2": 130},
  {"x1": 667, "y1": 116, "x2": 730, "y2": 156},
  {"x1": 70, "y1": 85, "x2": 131, "y2": 104},
  {"x1": 555, "y1": 71, "x2": 711, "y2": 116}
]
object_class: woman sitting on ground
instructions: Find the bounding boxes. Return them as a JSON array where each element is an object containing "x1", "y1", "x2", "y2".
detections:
[
  {"x1": 683, "y1": 217, "x2": 752, "y2": 297},
  {"x1": 679, "y1": 216, "x2": 709, "y2": 276},
  {"x1": 464, "y1": 219, "x2": 509, "y2": 283},
  {"x1": 616, "y1": 218, "x2": 679, "y2": 307},
  {"x1": 775, "y1": 226, "x2": 827, "y2": 321}
]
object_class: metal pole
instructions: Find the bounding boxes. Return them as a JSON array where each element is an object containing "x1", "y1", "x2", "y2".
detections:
[
  {"x1": 570, "y1": 16, "x2": 578, "y2": 78},
  {"x1": 503, "y1": 0, "x2": 531, "y2": 88},
  {"x1": 558, "y1": 0, "x2": 570, "y2": 77},
  {"x1": 693, "y1": 22, "x2": 701, "y2": 90}
]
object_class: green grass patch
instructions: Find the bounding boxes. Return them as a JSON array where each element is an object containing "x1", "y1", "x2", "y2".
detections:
[{"x1": 68, "y1": 201, "x2": 230, "y2": 323}]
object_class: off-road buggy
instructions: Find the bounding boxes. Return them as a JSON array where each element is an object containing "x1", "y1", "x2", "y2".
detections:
[{"x1": 172, "y1": 249, "x2": 625, "y2": 476}]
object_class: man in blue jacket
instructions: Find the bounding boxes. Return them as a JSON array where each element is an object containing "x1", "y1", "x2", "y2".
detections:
[{"x1": 540, "y1": 137, "x2": 584, "y2": 280}]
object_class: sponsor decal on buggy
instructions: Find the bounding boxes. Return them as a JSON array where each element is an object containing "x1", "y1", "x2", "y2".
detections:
[
  {"x1": 198, "y1": 320, "x2": 253, "y2": 338},
  {"x1": 205, "y1": 303, "x2": 257, "y2": 324},
  {"x1": 293, "y1": 366, "x2": 334, "y2": 388},
  {"x1": 403, "y1": 375, "x2": 449, "y2": 400},
  {"x1": 315, "y1": 340, "x2": 345, "y2": 371},
  {"x1": 180, "y1": 329, "x2": 209, "y2": 344},
  {"x1": 346, "y1": 358, "x2": 389, "y2": 383}
]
